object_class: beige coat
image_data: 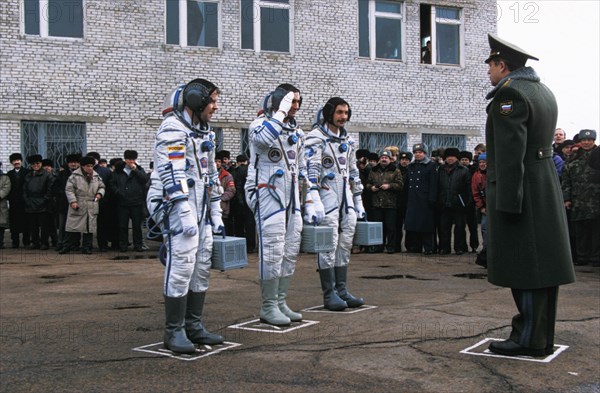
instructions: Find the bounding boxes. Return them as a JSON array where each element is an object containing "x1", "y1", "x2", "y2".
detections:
[
  {"x1": 0, "y1": 174, "x2": 10, "y2": 228},
  {"x1": 65, "y1": 168, "x2": 105, "y2": 234}
]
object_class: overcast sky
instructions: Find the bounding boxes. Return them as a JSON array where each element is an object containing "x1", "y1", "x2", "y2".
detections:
[{"x1": 497, "y1": 0, "x2": 600, "y2": 139}]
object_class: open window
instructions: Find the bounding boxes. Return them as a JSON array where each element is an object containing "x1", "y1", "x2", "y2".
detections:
[{"x1": 420, "y1": 4, "x2": 462, "y2": 66}]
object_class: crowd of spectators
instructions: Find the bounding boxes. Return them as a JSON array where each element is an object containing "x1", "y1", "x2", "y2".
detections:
[{"x1": 1, "y1": 128, "x2": 597, "y2": 268}]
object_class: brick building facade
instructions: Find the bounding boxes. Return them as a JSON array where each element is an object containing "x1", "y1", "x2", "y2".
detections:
[{"x1": 0, "y1": 0, "x2": 495, "y2": 168}]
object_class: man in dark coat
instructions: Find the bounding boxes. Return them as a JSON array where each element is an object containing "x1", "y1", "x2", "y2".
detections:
[
  {"x1": 437, "y1": 148, "x2": 470, "y2": 255},
  {"x1": 232, "y1": 154, "x2": 256, "y2": 253},
  {"x1": 87, "y1": 152, "x2": 114, "y2": 251},
  {"x1": 23, "y1": 154, "x2": 54, "y2": 249},
  {"x1": 7, "y1": 153, "x2": 30, "y2": 248},
  {"x1": 110, "y1": 150, "x2": 149, "y2": 252},
  {"x1": 56, "y1": 154, "x2": 82, "y2": 251},
  {"x1": 484, "y1": 34, "x2": 575, "y2": 357},
  {"x1": 404, "y1": 143, "x2": 438, "y2": 255}
]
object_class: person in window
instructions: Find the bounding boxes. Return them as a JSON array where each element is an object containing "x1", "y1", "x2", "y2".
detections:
[
  {"x1": 382, "y1": 40, "x2": 399, "y2": 59},
  {"x1": 62, "y1": 156, "x2": 105, "y2": 254},
  {"x1": 484, "y1": 33, "x2": 575, "y2": 357},
  {"x1": 421, "y1": 40, "x2": 432, "y2": 64},
  {"x1": 305, "y1": 97, "x2": 365, "y2": 311},
  {"x1": 6, "y1": 153, "x2": 30, "y2": 248}
]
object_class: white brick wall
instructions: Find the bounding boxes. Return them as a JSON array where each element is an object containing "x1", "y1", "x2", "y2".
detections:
[{"x1": 0, "y1": 0, "x2": 495, "y2": 168}]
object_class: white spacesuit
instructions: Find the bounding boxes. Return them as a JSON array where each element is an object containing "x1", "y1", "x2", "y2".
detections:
[
  {"x1": 245, "y1": 84, "x2": 320, "y2": 326},
  {"x1": 150, "y1": 79, "x2": 225, "y2": 354},
  {"x1": 304, "y1": 97, "x2": 366, "y2": 311}
]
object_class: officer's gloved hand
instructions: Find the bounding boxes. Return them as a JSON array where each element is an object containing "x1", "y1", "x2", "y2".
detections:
[
  {"x1": 353, "y1": 195, "x2": 367, "y2": 221},
  {"x1": 303, "y1": 202, "x2": 318, "y2": 225},
  {"x1": 174, "y1": 200, "x2": 198, "y2": 237},
  {"x1": 273, "y1": 91, "x2": 295, "y2": 123},
  {"x1": 309, "y1": 189, "x2": 325, "y2": 224}
]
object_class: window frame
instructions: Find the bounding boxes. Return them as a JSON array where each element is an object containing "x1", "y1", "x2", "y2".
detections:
[
  {"x1": 21, "y1": 120, "x2": 87, "y2": 170},
  {"x1": 165, "y1": 0, "x2": 222, "y2": 49},
  {"x1": 424, "y1": 5, "x2": 464, "y2": 67},
  {"x1": 241, "y1": 0, "x2": 294, "y2": 54},
  {"x1": 359, "y1": 0, "x2": 405, "y2": 61},
  {"x1": 22, "y1": 0, "x2": 85, "y2": 39}
]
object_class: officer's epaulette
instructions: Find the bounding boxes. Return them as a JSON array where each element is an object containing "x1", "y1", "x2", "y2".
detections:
[{"x1": 501, "y1": 78, "x2": 513, "y2": 88}]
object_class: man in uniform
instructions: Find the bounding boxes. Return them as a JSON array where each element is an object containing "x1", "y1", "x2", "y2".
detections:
[
  {"x1": 245, "y1": 83, "x2": 313, "y2": 326},
  {"x1": 152, "y1": 78, "x2": 225, "y2": 354},
  {"x1": 484, "y1": 34, "x2": 575, "y2": 356},
  {"x1": 305, "y1": 97, "x2": 366, "y2": 311}
]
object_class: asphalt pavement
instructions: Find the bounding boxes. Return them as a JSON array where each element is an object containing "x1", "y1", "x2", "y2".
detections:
[{"x1": 1, "y1": 244, "x2": 598, "y2": 393}]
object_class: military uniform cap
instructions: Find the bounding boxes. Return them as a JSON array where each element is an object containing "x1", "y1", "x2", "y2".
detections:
[
  {"x1": 399, "y1": 151, "x2": 413, "y2": 161},
  {"x1": 485, "y1": 34, "x2": 539, "y2": 66},
  {"x1": 578, "y1": 129, "x2": 596, "y2": 141},
  {"x1": 412, "y1": 143, "x2": 428, "y2": 154},
  {"x1": 380, "y1": 150, "x2": 393, "y2": 158}
]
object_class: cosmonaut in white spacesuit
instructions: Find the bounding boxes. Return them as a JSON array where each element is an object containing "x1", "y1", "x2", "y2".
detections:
[
  {"x1": 304, "y1": 97, "x2": 366, "y2": 311},
  {"x1": 245, "y1": 84, "x2": 324, "y2": 326},
  {"x1": 150, "y1": 79, "x2": 225, "y2": 354}
]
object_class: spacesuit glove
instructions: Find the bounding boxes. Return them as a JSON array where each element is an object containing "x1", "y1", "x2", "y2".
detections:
[
  {"x1": 174, "y1": 200, "x2": 198, "y2": 237},
  {"x1": 308, "y1": 190, "x2": 325, "y2": 224},
  {"x1": 353, "y1": 195, "x2": 367, "y2": 221},
  {"x1": 303, "y1": 202, "x2": 318, "y2": 226},
  {"x1": 210, "y1": 211, "x2": 225, "y2": 235},
  {"x1": 273, "y1": 91, "x2": 295, "y2": 123}
]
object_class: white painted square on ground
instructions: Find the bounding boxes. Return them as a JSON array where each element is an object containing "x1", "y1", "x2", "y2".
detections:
[
  {"x1": 460, "y1": 338, "x2": 568, "y2": 363},
  {"x1": 228, "y1": 318, "x2": 319, "y2": 333},
  {"x1": 132, "y1": 341, "x2": 241, "y2": 361},
  {"x1": 301, "y1": 304, "x2": 378, "y2": 314}
]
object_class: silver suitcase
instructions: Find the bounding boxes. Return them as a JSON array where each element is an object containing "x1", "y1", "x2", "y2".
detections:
[
  {"x1": 353, "y1": 221, "x2": 383, "y2": 246},
  {"x1": 301, "y1": 225, "x2": 336, "y2": 253},
  {"x1": 212, "y1": 235, "x2": 248, "y2": 271}
]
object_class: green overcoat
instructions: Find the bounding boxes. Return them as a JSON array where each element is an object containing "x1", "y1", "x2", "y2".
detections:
[{"x1": 485, "y1": 66, "x2": 575, "y2": 289}]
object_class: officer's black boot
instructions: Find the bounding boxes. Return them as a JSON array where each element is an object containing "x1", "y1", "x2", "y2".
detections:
[
  {"x1": 185, "y1": 291, "x2": 224, "y2": 345},
  {"x1": 334, "y1": 266, "x2": 365, "y2": 308},
  {"x1": 318, "y1": 268, "x2": 347, "y2": 311},
  {"x1": 164, "y1": 295, "x2": 196, "y2": 354}
]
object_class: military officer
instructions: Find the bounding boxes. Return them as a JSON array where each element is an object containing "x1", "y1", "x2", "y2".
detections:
[{"x1": 484, "y1": 34, "x2": 575, "y2": 357}]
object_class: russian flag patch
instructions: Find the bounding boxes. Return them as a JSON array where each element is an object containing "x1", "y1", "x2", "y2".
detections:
[{"x1": 167, "y1": 146, "x2": 185, "y2": 160}]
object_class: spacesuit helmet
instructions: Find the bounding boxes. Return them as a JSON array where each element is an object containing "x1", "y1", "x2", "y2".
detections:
[
  {"x1": 322, "y1": 97, "x2": 352, "y2": 125},
  {"x1": 161, "y1": 84, "x2": 185, "y2": 117},
  {"x1": 181, "y1": 78, "x2": 219, "y2": 114}
]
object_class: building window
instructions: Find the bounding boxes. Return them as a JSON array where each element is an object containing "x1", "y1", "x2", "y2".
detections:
[
  {"x1": 21, "y1": 121, "x2": 86, "y2": 169},
  {"x1": 23, "y1": 0, "x2": 84, "y2": 38},
  {"x1": 420, "y1": 4, "x2": 462, "y2": 65},
  {"x1": 241, "y1": 0, "x2": 291, "y2": 53},
  {"x1": 240, "y1": 128, "x2": 250, "y2": 158},
  {"x1": 359, "y1": 132, "x2": 407, "y2": 153},
  {"x1": 421, "y1": 133, "x2": 466, "y2": 153},
  {"x1": 212, "y1": 127, "x2": 224, "y2": 151},
  {"x1": 358, "y1": 0, "x2": 404, "y2": 60},
  {"x1": 166, "y1": 0, "x2": 220, "y2": 47}
]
